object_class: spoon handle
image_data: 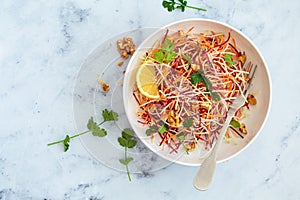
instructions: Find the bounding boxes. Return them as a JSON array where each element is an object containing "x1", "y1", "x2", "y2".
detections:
[{"x1": 193, "y1": 109, "x2": 235, "y2": 190}]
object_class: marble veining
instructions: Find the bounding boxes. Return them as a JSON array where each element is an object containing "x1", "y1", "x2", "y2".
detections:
[{"x1": 0, "y1": 0, "x2": 300, "y2": 199}]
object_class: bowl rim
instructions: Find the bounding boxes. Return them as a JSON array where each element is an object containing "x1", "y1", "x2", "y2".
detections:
[{"x1": 123, "y1": 18, "x2": 272, "y2": 166}]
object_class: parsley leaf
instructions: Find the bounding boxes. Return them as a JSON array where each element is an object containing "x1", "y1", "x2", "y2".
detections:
[
  {"x1": 224, "y1": 54, "x2": 236, "y2": 67},
  {"x1": 146, "y1": 125, "x2": 158, "y2": 136},
  {"x1": 118, "y1": 128, "x2": 137, "y2": 181},
  {"x1": 158, "y1": 123, "x2": 168, "y2": 134},
  {"x1": 211, "y1": 92, "x2": 221, "y2": 102},
  {"x1": 190, "y1": 72, "x2": 203, "y2": 84},
  {"x1": 119, "y1": 157, "x2": 134, "y2": 165},
  {"x1": 162, "y1": 0, "x2": 206, "y2": 12},
  {"x1": 87, "y1": 117, "x2": 107, "y2": 137},
  {"x1": 153, "y1": 39, "x2": 177, "y2": 63},
  {"x1": 47, "y1": 109, "x2": 118, "y2": 152},
  {"x1": 183, "y1": 118, "x2": 193, "y2": 128},
  {"x1": 102, "y1": 109, "x2": 118, "y2": 122},
  {"x1": 230, "y1": 119, "x2": 241, "y2": 128},
  {"x1": 63, "y1": 135, "x2": 70, "y2": 152},
  {"x1": 184, "y1": 55, "x2": 192, "y2": 65},
  {"x1": 177, "y1": 132, "x2": 185, "y2": 142},
  {"x1": 122, "y1": 128, "x2": 135, "y2": 140},
  {"x1": 162, "y1": 39, "x2": 175, "y2": 51},
  {"x1": 190, "y1": 70, "x2": 221, "y2": 102},
  {"x1": 118, "y1": 137, "x2": 126, "y2": 147},
  {"x1": 153, "y1": 51, "x2": 164, "y2": 63},
  {"x1": 127, "y1": 140, "x2": 137, "y2": 148},
  {"x1": 93, "y1": 128, "x2": 107, "y2": 137}
]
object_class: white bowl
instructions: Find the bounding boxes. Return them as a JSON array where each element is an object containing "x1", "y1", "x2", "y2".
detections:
[{"x1": 123, "y1": 19, "x2": 272, "y2": 166}]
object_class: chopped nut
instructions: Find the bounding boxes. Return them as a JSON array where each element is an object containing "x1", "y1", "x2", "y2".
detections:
[
  {"x1": 167, "y1": 115, "x2": 175, "y2": 126},
  {"x1": 191, "y1": 64, "x2": 200, "y2": 71},
  {"x1": 98, "y1": 79, "x2": 110, "y2": 92},
  {"x1": 117, "y1": 37, "x2": 136, "y2": 59},
  {"x1": 238, "y1": 53, "x2": 246, "y2": 65},
  {"x1": 239, "y1": 123, "x2": 247, "y2": 135},
  {"x1": 117, "y1": 61, "x2": 124, "y2": 67},
  {"x1": 247, "y1": 94, "x2": 257, "y2": 105},
  {"x1": 201, "y1": 102, "x2": 211, "y2": 110},
  {"x1": 185, "y1": 142, "x2": 195, "y2": 151}
]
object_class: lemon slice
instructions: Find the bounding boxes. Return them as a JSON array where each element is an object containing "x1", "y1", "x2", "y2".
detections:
[{"x1": 136, "y1": 62, "x2": 159, "y2": 99}]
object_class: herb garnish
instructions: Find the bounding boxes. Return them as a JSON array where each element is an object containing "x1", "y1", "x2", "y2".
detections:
[
  {"x1": 224, "y1": 54, "x2": 236, "y2": 67},
  {"x1": 146, "y1": 125, "x2": 159, "y2": 136},
  {"x1": 162, "y1": 0, "x2": 206, "y2": 12},
  {"x1": 184, "y1": 55, "x2": 192, "y2": 65},
  {"x1": 154, "y1": 39, "x2": 177, "y2": 63},
  {"x1": 158, "y1": 123, "x2": 168, "y2": 134},
  {"x1": 118, "y1": 128, "x2": 137, "y2": 181},
  {"x1": 47, "y1": 109, "x2": 118, "y2": 151},
  {"x1": 190, "y1": 70, "x2": 221, "y2": 102},
  {"x1": 177, "y1": 132, "x2": 185, "y2": 142},
  {"x1": 183, "y1": 117, "x2": 193, "y2": 128},
  {"x1": 230, "y1": 119, "x2": 241, "y2": 128}
]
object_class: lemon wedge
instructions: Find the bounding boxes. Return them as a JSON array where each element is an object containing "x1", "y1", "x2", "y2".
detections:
[{"x1": 136, "y1": 62, "x2": 159, "y2": 99}]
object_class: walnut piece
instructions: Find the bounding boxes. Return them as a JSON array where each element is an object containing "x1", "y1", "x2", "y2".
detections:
[
  {"x1": 247, "y1": 94, "x2": 257, "y2": 105},
  {"x1": 185, "y1": 142, "x2": 195, "y2": 151},
  {"x1": 239, "y1": 123, "x2": 247, "y2": 135},
  {"x1": 117, "y1": 37, "x2": 136, "y2": 59},
  {"x1": 117, "y1": 61, "x2": 124, "y2": 67},
  {"x1": 98, "y1": 80, "x2": 110, "y2": 93}
]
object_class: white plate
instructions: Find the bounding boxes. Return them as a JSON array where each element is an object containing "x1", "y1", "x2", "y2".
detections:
[
  {"x1": 73, "y1": 28, "x2": 173, "y2": 173},
  {"x1": 123, "y1": 19, "x2": 272, "y2": 166}
]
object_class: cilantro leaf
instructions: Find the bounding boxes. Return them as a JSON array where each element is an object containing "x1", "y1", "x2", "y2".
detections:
[
  {"x1": 158, "y1": 123, "x2": 168, "y2": 134},
  {"x1": 198, "y1": 70, "x2": 212, "y2": 91},
  {"x1": 122, "y1": 128, "x2": 135, "y2": 140},
  {"x1": 183, "y1": 118, "x2": 193, "y2": 128},
  {"x1": 102, "y1": 109, "x2": 118, "y2": 122},
  {"x1": 48, "y1": 109, "x2": 117, "y2": 152},
  {"x1": 230, "y1": 119, "x2": 241, "y2": 128},
  {"x1": 118, "y1": 128, "x2": 137, "y2": 182},
  {"x1": 162, "y1": 39, "x2": 175, "y2": 52},
  {"x1": 63, "y1": 135, "x2": 70, "y2": 152},
  {"x1": 184, "y1": 55, "x2": 192, "y2": 65},
  {"x1": 87, "y1": 117, "x2": 106, "y2": 137},
  {"x1": 119, "y1": 158, "x2": 126, "y2": 165},
  {"x1": 165, "y1": 51, "x2": 177, "y2": 62},
  {"x1": 162, "y1": 0, "x2": 206, "y2": 12},
  {"x1": 118, "y1": 137, "x2": 126, "y2": 147},
  {"x1": 118, "y1": 128, "x2": 137, "y2": 148},
  {"x1": 190, "y1": 72, "x2": 203, "y2": 84},
  {"x1": 211, "y1": 92, "x2": 221, "y2": 102},
  {"x1": 127, "y1": 140, "x2": 137, "y2": 148},
  {"x1": 92, "y1": 128, "x2": 107, "y2": 137},
  {"x1": 224, "y1": 54, "x2": 236, "y2": 67},
  {"x1": 177, "y1": 132, "x2": 185, "y2": 142},
  {"x1": 153, "y1": 51, "x2": 164, "y2": 63},
  {"x1": 146, "y1": 125, "x2": 158, "y2": 136},
  {"x1": 125, "y1": 157, "x2": 134, "y2": 164},
  {"x1": 153, "y1": 39, "x2": 177, "y2": 63},
  {"x1": 119, "y1": 157, "x2": 134, "y2": 165},
  {"x1": 191, "y1": 70, "x2": 221, "y2": 102}
]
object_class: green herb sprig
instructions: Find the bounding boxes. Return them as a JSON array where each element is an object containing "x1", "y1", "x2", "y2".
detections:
[
  {"x1": 224, "y1": 54, "x2": 236, "y2": 67},
  {"x1": 154, "y1": 39, "x2": 177, "y2": 63},
  {"x1": 162, "y1": 0, "x2": 206, "y2": 12},
  {"x1": 47, "y1": 109, "x2": 118, "y2": 152},
  {"x1": 183, "y1": 117, "x2": 193, "y2": 128},
  {"x1": 118, "y1": 128, "x2": 137, "y2": 181},
  {"x1": 190, "y1": 70, "x2": 221, "y2": 102},
  {"x1": 230, "y1": 119, "x2": 241, "y2": 128}
]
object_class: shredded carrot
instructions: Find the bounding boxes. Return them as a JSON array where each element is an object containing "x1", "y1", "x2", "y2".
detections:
[{"x1": 133, "y1": 28, "x2": 253, "y2": 153}]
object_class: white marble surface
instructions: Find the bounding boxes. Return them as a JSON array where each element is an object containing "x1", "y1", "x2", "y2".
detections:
[{"x1": 0, "y1": 0, "x2": 299, "y2": 199}]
